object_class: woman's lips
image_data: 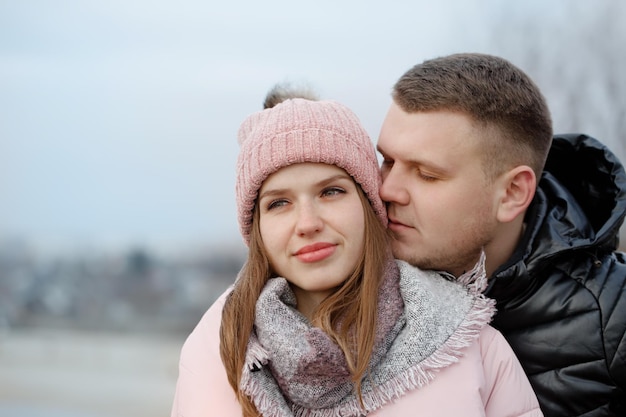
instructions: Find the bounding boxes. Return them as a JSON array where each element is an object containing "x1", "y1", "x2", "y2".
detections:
[{"x1": 294, "y1": 242, "x2": 337, "y2": 263}]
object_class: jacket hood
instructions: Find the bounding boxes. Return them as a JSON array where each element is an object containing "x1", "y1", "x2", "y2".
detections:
[
  {"x1": 492, "y1": 134, "x2": 626, "y2": 283},
  {"x1": 536, "y1": 134, "x2": 626, "y2": 254}
]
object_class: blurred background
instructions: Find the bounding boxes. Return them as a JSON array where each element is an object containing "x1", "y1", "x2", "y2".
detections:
[{"x1": 1, "y1": 0, "x2": 625, "y2": 416}]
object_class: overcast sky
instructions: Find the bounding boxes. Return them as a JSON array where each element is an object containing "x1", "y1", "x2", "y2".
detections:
[{"x1": 1, "y1": 0, "x2": 623, "y2": 255}]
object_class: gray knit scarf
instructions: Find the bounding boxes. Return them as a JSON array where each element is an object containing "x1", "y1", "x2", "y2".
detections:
[{"x1": 241, "y1": 254, "x2": 494, "y2": 416}]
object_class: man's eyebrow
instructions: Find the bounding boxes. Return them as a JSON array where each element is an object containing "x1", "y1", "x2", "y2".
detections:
[{"x1": 376, "y1": 148, "x2": 450, "y2": 174}]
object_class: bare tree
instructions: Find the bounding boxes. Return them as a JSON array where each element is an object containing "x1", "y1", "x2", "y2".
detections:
[{"x1": 487, "y1": 1, "x2": 626, "y2": 247}]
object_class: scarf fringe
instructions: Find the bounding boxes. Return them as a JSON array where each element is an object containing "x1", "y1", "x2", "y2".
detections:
[
  {"x1": 287, "y1": 294, "x2": 496, "y2": 417},
  {"x1": 245, "y1": 333, "x2": 269, "y2": 371},
  {"x1": 455, "y1": 250, "x2": 488, "y2": 294},
  {"x1": 240, "y1": 366, "x2": 292, "y2": 417},
  {"x1": 244, "y1": 257, "x2": 496, "y2": 417}
]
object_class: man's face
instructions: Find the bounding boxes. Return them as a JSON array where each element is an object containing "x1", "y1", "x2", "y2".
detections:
[{"x1": 377, "y1": 103, "x2": 501, "y2": 277}]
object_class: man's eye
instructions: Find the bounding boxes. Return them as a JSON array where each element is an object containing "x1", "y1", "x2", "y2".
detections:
[{"x1": 418, "y1": 172, "x2": 437, "y2": 181}]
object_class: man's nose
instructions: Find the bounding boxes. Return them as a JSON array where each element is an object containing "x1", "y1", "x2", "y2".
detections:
[{"x1": 379, "y1": 167, "x2": 410, "y2": 205}]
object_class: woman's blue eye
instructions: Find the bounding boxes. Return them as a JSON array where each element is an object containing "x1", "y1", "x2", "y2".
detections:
[
  {"x1": 267, "y1": 199, "x2": 288, "y2": 210},
  {"x1": 322, "y1": 187, "x2": 345, "y2": 197}
]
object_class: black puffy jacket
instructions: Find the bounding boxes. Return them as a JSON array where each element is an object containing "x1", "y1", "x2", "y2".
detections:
[{"x1": 485, "y1": 134, "x2": 626, "y2": 417}]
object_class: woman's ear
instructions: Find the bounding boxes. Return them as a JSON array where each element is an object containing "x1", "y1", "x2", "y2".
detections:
[{"x1": 496, "y1": 166, "x2": 536, "y2": 223}]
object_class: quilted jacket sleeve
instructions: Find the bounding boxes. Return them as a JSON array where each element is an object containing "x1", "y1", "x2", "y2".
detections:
[{"x1": 602, "y1": 251, "x2": 626, "y2": 408}]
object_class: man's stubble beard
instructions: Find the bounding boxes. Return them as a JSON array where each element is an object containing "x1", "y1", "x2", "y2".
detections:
[{"x1": 390, "y1": 225, "x2": 492, "y2": 278}]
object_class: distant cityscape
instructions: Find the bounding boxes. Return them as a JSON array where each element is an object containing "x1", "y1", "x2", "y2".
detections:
[
  {"x1": 0, "y1": 239, "x2": 247, "y2": 335},
  {"x1": 2, "y1": 235, "x2": 624, "y2": 337}
]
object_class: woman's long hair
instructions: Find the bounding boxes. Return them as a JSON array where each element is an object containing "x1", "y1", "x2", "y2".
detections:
[{"x1": 219, "y1": 183, "x2": 390, "y2": 416}]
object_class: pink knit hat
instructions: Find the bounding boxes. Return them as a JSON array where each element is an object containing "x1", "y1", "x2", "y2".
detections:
[{"x1": 236, "y1": 98, "x2": 386, "y2": 245}]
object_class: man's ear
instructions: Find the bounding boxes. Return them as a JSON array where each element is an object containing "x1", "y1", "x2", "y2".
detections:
[{"x1": 496, "y1": 166, "x2": 536, "y2": 223}]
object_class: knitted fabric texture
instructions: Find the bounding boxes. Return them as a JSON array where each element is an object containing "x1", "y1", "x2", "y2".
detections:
[
  {"x1": 240, "y1": 256, "x2": 495, "y2": 416},
  {"x1": 236, "y1": 98, "x2": 385, "y2": 245}
]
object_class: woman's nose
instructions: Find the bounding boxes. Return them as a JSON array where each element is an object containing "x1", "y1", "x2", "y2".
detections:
[{"x1": 295, "y1": 203, "x2": 324, "y2": 236}]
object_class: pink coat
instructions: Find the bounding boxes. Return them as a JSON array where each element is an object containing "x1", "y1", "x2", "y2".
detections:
[{"x1": 171, "y1": 291, "x2": 542, "y2": 417}]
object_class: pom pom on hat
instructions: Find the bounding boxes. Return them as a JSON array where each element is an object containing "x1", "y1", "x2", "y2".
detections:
[{"x1": 236, "y1": 98, "x2": 386, "y2": 245}]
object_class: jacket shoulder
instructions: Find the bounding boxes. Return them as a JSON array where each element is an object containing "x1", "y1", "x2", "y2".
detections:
[
  {"x1": 171, "y1": 287, "x2": 242, "y2": 417},
  {"x1": 370, "y1": 326, "x2": 541, "y2": 416}
]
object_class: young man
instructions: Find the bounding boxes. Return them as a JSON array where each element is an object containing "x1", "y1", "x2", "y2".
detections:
[{"x1": 377, "y1": 53, "x2": 626, "y2": 417}]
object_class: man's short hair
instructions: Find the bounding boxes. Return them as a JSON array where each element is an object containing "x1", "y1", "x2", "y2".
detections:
[{"x1": 393, "y1": 53, "x2": 553, "y2": 179}]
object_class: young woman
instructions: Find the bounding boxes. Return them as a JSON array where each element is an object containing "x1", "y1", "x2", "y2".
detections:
[{"x1": 170, "y1": 97, "x2": 542, "y2": 416}]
